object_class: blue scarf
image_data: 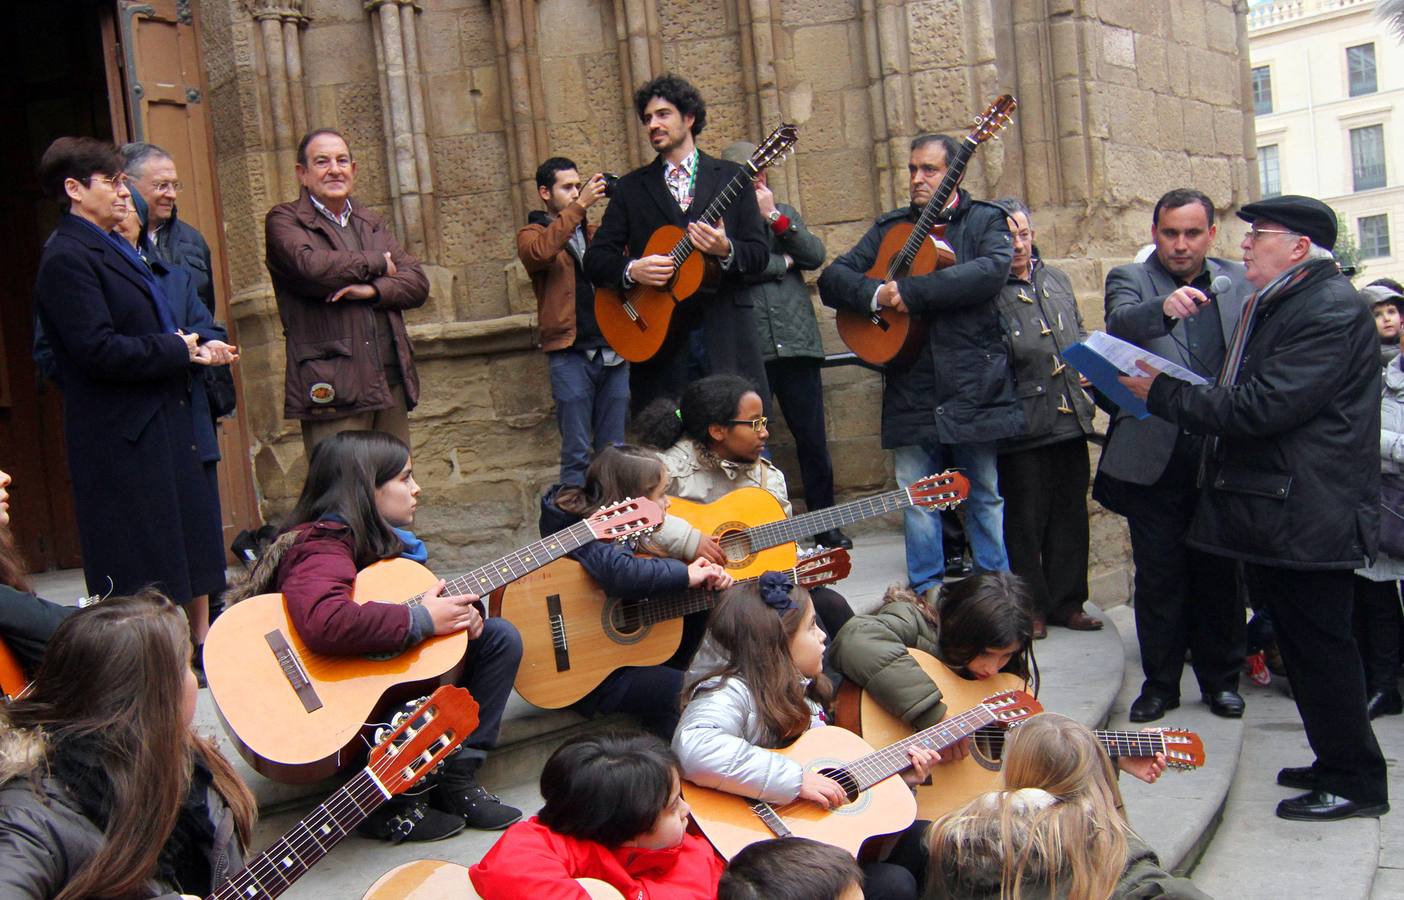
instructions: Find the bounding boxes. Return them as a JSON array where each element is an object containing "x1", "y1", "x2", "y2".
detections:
[
  {"x1": 72, "y1": 214, "x2": 177, "y2": 332},
  {"x1": 393, "y1": 526, "x2": 429, "y2": 563}
]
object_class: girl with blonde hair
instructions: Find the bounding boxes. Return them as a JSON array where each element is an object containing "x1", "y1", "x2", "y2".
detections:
[{"x1": 925, "y1": 714, "x2": 1209, "y2": 900}]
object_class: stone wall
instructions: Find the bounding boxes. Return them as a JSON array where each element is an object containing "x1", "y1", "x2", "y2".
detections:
[{"x1": 201, "y1": 0, "x2": 1256, "y2": 600}]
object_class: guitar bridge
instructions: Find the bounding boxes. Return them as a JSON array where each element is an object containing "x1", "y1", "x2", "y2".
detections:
[
  {"x1": 546, "y1": 593, "x2": 571, "y2": 673},
  {"x1": 265, "y1": 630, "x2": 324, "y2": 713},
  {"x1": 621, "y1": 299, "x2": 646, "y2": 331}
]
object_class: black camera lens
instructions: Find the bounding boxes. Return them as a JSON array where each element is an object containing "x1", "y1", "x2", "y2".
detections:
[{"x1": 601, "y1": 173, "x2": 620, "y2": 197}]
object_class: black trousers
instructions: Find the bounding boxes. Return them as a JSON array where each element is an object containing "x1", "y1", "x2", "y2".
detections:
[
  {"x1": 997, "y1": 436, "x2": 1091, "y2": 618},
  {"x1": 765, "y1": 356, "x2": 837, "y2": 513},
  {"x1": 628, "y1": 297, "x2": 771, "y2": 415},
  {"x1": 1249, "y1": 565, "x2": 1388, "y2": 804},
  {"x1": 1351, "y1": 575, "x2": 1403, "y2": 694},
  {"x1": 1096, "y1": 444, "x2": 1244, "y2": 699}
]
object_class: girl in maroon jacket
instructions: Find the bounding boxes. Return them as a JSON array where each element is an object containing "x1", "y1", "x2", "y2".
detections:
[
  {"x1": 470, "y1": 731, "x2": 724, "y2": 900},
  {"x1": 239, "y1": 430, "x2": 523, "y2": 841}
]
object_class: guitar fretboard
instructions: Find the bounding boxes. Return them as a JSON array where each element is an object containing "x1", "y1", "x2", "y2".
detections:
[
  {"x1": 621, "y1": 559, "x2": 826, "y2": 627},
  {"x1": 884, "y1": 135, "x2": 977, "y2": 280},
  {"x1": 406, "y1": 518, "x2": 603, "y2": 604},
  {"x1": 669, "y1": 165, "x2": 761, "y2": 269},
  {"x1": 840, "y1": 703, "x2": 996, "y2": 792},
  {"x1": 211, "y1": 768, "x2": 385, "y2": 899},
  {"x1": 1097, "y1": 730, "x2": 1169, "y2": 759},
  {"x1": 721, "y1": 487, "x2": 925, "y2": 557}
]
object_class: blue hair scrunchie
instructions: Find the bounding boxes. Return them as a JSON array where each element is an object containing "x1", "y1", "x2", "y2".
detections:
[{"x1": 759, "y1": 570, "x2": 798, "y2": 615}]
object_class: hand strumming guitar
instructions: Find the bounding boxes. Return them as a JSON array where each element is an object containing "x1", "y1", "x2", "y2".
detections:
[
  {"x1": 423, "y1": 579, "x2": 484, "y2": 639},
  {"x1": 694, "y1": 534, "x2": 728, "y2": 566},
  {"x1": 798, "y1": 770, "x2": 849, "y2": 809},
  {"x1": 627, "y1": 255, "x2": 676, "y2": 287}
]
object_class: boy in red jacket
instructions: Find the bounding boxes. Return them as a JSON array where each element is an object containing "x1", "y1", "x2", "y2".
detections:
[{"x1": 471, "y1": 732, "x2": 723, "y2": 900}]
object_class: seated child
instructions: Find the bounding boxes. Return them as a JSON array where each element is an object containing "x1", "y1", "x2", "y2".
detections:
[
  {"x1": 719, "y1": 837, "x2": 864, "y2": 900},
  {"x1": 470, "y1": 731, "x2": 724, "y2": 899},
  {"x1": 924, "y1": 713, "x2": 1210, "y2": 900},
  {"x1": 674, "y1": 576, "x2": 937, "y2": 900}
]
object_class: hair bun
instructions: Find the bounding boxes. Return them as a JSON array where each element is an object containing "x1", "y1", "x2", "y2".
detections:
[{"x1": 759, "y1": 570, "x2": 797, "y2": 614}]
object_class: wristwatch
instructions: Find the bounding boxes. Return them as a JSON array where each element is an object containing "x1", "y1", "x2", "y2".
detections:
[{"x1": 767, "y1": 209, "x2": 782, "y2": 224}]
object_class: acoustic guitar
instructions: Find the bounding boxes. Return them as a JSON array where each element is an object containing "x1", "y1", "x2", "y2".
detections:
[
  {"x1": 203, "y1": 498, "x2": 661, "y2": 783},
  {"x1": 361, "y1": 860, "x2": 625, "y2": 900},
  {"x1": 667, "y1": 471, "x2": 968, "y2": 581},
  {"x1": 835, "y1": 648, "x2": 1206, "y2": 821},
  {"x1": 0, "y1": 636, "x2": 28, "y2": 702},
  {"x1": 835, "y1": 95, "x2": 1018, "y2": 367},
  {"x1": 594, "y1": 122, "x2": 800, "y2": 363},
  {"x1": 207, "y1": 686, "x2": 476, "y2": 900},
  {"x1": 495, "y1": 547, "x2": 852, "y2": 709},
  {"x1": 683, "y1": 689, "x2": 1040, "y2": 860}
]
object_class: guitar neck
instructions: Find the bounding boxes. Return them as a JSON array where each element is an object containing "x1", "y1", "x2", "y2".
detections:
[
  {"x1": 211, "y1": 768, "x2": 384, "y2": 899},
  {"x1": 886, "y1": 137, "x2": 977, "y2": 280},
  {"x1": 744, "y1": 487, "x2": 918, "y2": 551},
  {"x1": 671, "y1": 166, "x2": 759, "y2": 268},
  {"x1": 1096, "y1": 730, "x2": 1168, "y2": 759},
  {"x1": 841, "y1": 704, "x2": 995, "y2": 793},
  {"x1": 432, "y1": 519, "x2": 600, "y2": 600},
  {"x1": 633, "y1": 559, "x2": 813, "y2": 625}
]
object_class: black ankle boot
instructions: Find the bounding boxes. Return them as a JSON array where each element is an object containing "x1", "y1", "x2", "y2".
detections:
[
  {"x1": 430, "y1": 755, "x2": 522, "y2": 830},
  {"x1": 1367, "y1": 688, "x2": 1403, "y2": 719}
]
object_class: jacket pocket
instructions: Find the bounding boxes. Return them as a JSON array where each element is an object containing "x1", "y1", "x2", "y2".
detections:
[
  {"x1": 289, "y1": 338, "x2": 361, "y2": 409},
  {"x1": 1208, "y1": 464, "x2": 1291, "y2": 553}
]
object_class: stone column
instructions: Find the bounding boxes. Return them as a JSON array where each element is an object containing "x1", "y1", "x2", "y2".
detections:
[
  {"x1": 494, "y1": 0, "x2": 543, "y2": 220},
  {"x1": 365, "y1": 0, "x2": 433, "y2": 257},
  {"x1": 860, "y1": 0, "x2": 916, "y2": 209},
  {"x1": 247, "y1": 0, "x2": 309, "y2": 199},
  {"x1": 741, "y1": 0, "x2": 801, "y2": 207},
  {"x1": 613, "y1": 0, "x2": 661, "y2": 167}
]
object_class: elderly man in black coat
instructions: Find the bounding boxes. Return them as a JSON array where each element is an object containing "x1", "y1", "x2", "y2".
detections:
[
  {"x1": 31, "y1": 137, "x2": 230, "y2": 648},
  {"x1": 1122, "y1": 195, "x2": 1389, "y2": 822}
]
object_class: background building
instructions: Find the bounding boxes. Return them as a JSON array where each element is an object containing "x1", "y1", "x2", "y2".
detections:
[{"x1": 1249, "y1": 0, "x2": 1403, "y2": 286}]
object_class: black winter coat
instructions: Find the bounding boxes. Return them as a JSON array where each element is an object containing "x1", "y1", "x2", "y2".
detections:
[
  {"x1": 150, "y1": 207, "x2": 217, "y2": 315},
  {"x1": 817, "y1": 191, "x2": 1022, "y2": 447},
  {"x1": 539, "y1": 485, "x2": 691, "y2": 598},
  {"x1": 33, "y1": 215, "x2": 226, "y2": 604},
  {"x1": 1147, "y1": 263, "x2": 1380, "y2": 570}
]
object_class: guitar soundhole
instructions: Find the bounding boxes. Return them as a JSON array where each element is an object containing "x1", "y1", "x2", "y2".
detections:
[
  {"x1": 716, "y1": 523, "x2": 755, "y2": 568},
  {"x1": 601, "y1": 599, "x2": 650, "y2": 645},
  {"x1": 971, "y1": 725, "x2": 1005, "y2": 772}
]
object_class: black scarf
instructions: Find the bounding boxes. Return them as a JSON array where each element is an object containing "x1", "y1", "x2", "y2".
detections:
[{"x1": 49, "y1": 735, "x2": 216, "y2": 896}]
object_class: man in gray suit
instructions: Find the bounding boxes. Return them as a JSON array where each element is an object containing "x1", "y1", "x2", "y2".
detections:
[{"x1": 1093, "y1": 189, "x2": 1249, "y2": 722}]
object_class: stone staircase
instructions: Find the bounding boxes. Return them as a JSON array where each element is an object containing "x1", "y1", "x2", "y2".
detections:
[{"x1": 176, "y1": 530, "x2": 1396, "y2": 898}]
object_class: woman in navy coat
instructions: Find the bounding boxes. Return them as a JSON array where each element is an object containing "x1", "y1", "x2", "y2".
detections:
[{"x1": 31, "y1": 137, "x2": 230, "y2": 647}]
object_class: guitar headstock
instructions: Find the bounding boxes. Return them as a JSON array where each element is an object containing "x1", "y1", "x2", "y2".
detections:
[
  {"x1": 907, "y1": 471, "x2": 970, "y2": 510},
  {"x1": 587, "y1": 497, "x2": 664, "y2": 543},
  {"x1": 748, "y1": 122, "x2": 800, "y2": 174},
  {"x1": 366, "y1": 686, "x2": 478, "y2": 797},
  {"x1": 1148, "y1": 728, "x2": 1206, "y2": 770},
  {"x1": 793, "y1": 548, "x2": 852, "y2": 588},
  {"x1": 980, "y1": 689, "x2": 1043, "y2": 727},
  {"x1": 969, "y1": 94, "x2": 1017, "y2": 145}
]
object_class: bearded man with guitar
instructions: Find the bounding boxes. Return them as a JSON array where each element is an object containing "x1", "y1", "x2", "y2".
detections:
[
  {"x1": 584, "y1": 74, "x2": 772, "y2": 414},
  {"x1": 819, "y1": 131, "x2": 1021, "y2": 600}
]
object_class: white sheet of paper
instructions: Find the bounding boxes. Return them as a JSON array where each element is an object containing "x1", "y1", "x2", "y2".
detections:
[{"x1": 1083, "y1": 331, "x2": 1210, "y2": 386}]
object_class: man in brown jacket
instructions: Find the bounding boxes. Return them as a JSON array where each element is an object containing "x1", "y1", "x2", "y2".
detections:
[
  {"x1": 265, "y1": 128, "x2": 429, "y2": 456},
  {"x1": 518, "y1": 157, "x2": 628, "y2": 486}
]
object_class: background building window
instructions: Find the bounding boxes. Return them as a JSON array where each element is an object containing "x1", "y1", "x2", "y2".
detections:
[
  {"x1": 1359, "y1": 215, "x2": 1391, "y2": 259},
  {"x1": 1351, "y1": 125, "x2": 1387, "y2": 191},
  {"x1": 1252, "y1": 65, "x2": 1272, "y2": 115},
  {"x1": 1347, "y1": 43, "x2": 1377, "y2": 97},
  {"x1": 1258, "y1": 145, "x2": 1281, "y2": 197}
]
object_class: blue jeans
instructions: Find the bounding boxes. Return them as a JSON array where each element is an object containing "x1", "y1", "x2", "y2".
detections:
[
  {"x1": 548, "y1": 349, "x2": 630, "y2": 486},
  {"x1": 893, "y1": 442, "x2": 1008, "y2": 594},
  {"x1": 455, "y1": 617, "x2": 523, "y2": 762}
]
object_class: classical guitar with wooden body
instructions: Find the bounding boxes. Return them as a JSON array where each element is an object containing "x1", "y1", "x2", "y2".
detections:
[
  {"x1": 667, "y1": 471, "x2": 967, "y2": 581},
  {"x1": 835, "y1": 648, "x2": 1206, "y2": 821},
  {"x1": 0, "y1": 636, "x2": 28, "y2": 702},
  {"x1": 496, "y1": 548, "x2": 851, "y2": 710},
  {"x1": 594, "y1": 122, "x2": 799, "y2": 363},
  {"x1": 683, "y1": 689, "x2": 1041, "y2": 860},
  {"x1": 834, "y1": 94, "x2": 1017, "y2": 367},
  {"x1": 206, "y1": 686, "x2": 476, "y2": 900},
  {"x1": 361, "y1": 860, "x2": 625, "y2": 900},
  {"x1": 203, "y1": 498, "x2": 661, "y2": 783}
]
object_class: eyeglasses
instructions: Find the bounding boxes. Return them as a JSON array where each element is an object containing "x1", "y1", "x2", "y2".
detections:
[
  {"x1": 1244, "y1": 227, "x2": 1300, "y2": 242},
  {"x1": 151, "y1": 180, "x2": 183, "y2": 194},
  {"x1": 87, "y1": 174, "x2": 127, "y2": 190},
  {"x1": 728, "y1": 416, "x2": 769, "y2": 431}
]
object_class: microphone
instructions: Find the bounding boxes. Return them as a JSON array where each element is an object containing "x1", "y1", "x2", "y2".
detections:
[{"x1": 1209, "y1": 275, "x2": 1233, "y2": 296}]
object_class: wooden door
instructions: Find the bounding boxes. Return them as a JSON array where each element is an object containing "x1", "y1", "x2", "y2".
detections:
[{"x1": 111, "y1": 0, "x2": 262, "y2": 551}]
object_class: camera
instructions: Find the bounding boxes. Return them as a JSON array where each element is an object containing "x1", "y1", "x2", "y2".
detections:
[{"x1": 601, "y1": 173, "x2": 620, "y2": 197}]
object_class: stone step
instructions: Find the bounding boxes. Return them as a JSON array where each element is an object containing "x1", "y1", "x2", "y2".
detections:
[
  {"x1": 1190, "y1": 669, "x2": 1390, "y2": 898},
  {"x1": 1104, "y1": 604, "x2": 1245, "y2": 875}
]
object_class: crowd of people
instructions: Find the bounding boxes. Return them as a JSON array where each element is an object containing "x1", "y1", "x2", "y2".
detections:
[{"x1": 1, "y1": 69, "x2": 1398, "y2": 898}]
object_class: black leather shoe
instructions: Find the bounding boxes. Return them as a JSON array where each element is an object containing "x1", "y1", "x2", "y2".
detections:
[
  {"x1": 1129, "y1": 694, "x2": 1179, "y2": 723},
  {"x1": 1277, "y1": 765, "x2": 1318, "y2": 791},
  {"x1": 1203, "y1": 690, "x2": 1245, "y2": 718},
  {"x1": 1367, "y1": 688, "x2": 1403, "y2": 719},
  {"x1": 1276, "y1": 789, "x2": 1389, "y2": 821},
  {"x1": 812, "y1": 529, "x2": 853, "y2": 550}
]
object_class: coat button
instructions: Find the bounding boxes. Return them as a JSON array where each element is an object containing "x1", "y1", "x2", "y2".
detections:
[{"x1": 936, "y1": 406, "x2": 945, "y2": 414}]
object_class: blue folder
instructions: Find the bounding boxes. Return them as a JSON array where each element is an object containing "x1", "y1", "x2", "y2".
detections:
[{"x1": 1062, "y1": 342, "x2": 1151, "y2": 420}]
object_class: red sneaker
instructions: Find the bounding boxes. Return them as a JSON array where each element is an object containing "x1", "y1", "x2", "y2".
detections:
[{"x1": 1244, "y1": 651, "x2": 1271, "y2": 687}]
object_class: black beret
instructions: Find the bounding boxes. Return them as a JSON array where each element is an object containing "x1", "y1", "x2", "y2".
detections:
[{"x1": 1236, "y1": 194, "x2": 1337, "y2": 250}]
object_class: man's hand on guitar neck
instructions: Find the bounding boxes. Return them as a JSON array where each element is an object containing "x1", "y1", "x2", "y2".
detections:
[
  {"x1": 687, "y1": 220, "x2": 731, "y2": 259},
  {"x1": 424, "y1": 579, "x2": 485, "y2": 639},
  {"x1": 626, "y1": 254, "x2": 676, "y2": 287}
]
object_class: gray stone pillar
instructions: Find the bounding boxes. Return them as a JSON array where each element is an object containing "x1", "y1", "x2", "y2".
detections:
[{"x1": 365, "y1": 0, "x2": 433, "y2": 257}]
